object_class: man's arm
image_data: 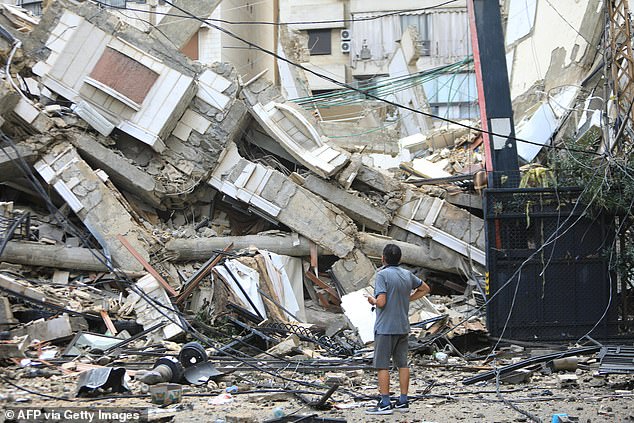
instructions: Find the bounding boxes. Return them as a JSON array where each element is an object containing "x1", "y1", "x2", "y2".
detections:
[
  {"x1": 367, "y1": 293, "x2": 387, "y2": 308},
  {"x1": 410, "y1": 281, "x2": 430, "y2": 302}
]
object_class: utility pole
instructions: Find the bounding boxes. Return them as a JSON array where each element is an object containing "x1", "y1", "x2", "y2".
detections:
[{"x1": 467, "y1": 0, "x2": 520, "y2": 188}]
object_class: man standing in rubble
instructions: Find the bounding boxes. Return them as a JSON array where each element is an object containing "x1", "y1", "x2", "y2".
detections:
[{"x1": 365, "y1": 243, "x2": 430, "y2": 415}]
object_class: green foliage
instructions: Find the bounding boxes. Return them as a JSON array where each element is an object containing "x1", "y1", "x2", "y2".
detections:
[
  {"x1": 548, "y1": 138, "x2": 634, "y2": 216},
  {"x1": 548, "y1": 136, "x2": 634, "y2": 286}
]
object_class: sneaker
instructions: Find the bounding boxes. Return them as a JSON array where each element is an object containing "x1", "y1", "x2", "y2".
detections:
[
  {"x1": 365, "y1": 402, "x2": 393, "y2": 415},
  {"x1": 393, "y1": 400, "x2": 409, "y2": 412}
]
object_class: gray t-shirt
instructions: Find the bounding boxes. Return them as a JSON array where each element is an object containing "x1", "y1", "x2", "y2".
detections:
[{"x1": 374, "y1": 265, "x2": 422, "y2": 335}]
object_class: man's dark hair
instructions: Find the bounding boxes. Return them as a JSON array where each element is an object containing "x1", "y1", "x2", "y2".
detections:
[{"x1": 383, "y1": 243, "x2": 401, "y2": 265}]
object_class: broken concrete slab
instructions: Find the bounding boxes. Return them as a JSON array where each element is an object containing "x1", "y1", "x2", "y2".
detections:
[
  {"x1": 149, "y1": 0, "x2": 222, "y2": 51},
  {"x1": 336, "y1": 153, "x2": 363, "y2": 190},
  {"x1": 69, "y1": 133, "x2": 163, "y2": 209},
  {"x1": 210, "y1": 143, "x2": 357, "y2": 258},
  {"x1": 249, "y1": 100, "x2": 350, "y2": 178},
  {"x1": 392, "y1": 190, "x2": 486, "y2": 265},
  {"x1": 241, "y1": 78, "x2": 350, "y2": 178},
  {"x1": 0, "y1": 273, "x2": 63, "y2": 307},
  {"x1": 10, "y1": 314, "x2": 88, "y2": 342},
  {"x1": 28, "y1": 1, "x2": 198, "y2": 152},
  {"x1": 330, "y1": 248, "x2": 376, "y2": 294},
  {"x1": 354, "y1": 164, "x2": 404, "y2": 199},
  {"x1": 299, "y1": 174, "x2": 391, "y2": 232},
  {"x1": 34, "y1": 144, "x2": 151, "y2": 272}
]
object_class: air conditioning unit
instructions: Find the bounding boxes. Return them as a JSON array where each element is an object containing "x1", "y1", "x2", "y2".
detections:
[
  {"x1": 340, "y1": 29, "x2": 351, "y2": 41},
  {"x1": 341, "y1": 41, "x2": 351, "y2": 54}
]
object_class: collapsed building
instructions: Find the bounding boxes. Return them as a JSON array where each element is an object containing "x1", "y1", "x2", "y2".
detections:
[{"x1": 0, "y1": 0, "x2": 633, "y2": 421}]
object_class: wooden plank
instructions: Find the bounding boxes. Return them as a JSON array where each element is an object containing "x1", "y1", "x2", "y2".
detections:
[
  {"x1": 175, "y1": 243, "x2": 234, "y2": 305},
  {"x1": 100, "y1": 310, "x2": 118, "y2": 335},
  {"x1": 116, "y1": 234, "x2": 177, "y2": 296},
  {"x1": 309, "y1": 241, "x2": 318, "y2": 270},
  {"x1": 304, "y1": 271, "x2": 340, "y2": 305}
]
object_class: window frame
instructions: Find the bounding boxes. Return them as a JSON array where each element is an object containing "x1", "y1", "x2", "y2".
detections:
[{"x1": 307, "y1": 29, "x2": 332, "y2": 56}]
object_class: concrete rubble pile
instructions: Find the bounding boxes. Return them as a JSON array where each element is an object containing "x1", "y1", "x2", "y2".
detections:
[{"x1": 0, "y1": 2, "x2": 631, "y2": 422}]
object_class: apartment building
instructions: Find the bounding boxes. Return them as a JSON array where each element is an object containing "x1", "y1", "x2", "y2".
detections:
[{"x1": 278, "y1": 0, "x2": 475, "y2": 121}]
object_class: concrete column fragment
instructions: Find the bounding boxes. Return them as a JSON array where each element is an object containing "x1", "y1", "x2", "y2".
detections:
[
  {"x1": 300, "y1": 174, "x2": 390, "y2": 232},
  {"x1": 1, "y1": 241, "x2": 111, "y2": 272},
  {"x1": 166, "y1": 234, "x2": 327, "y2": 262},
  {"x1": 70, "y1": 133, "x2": 163, "y2": 209},
  {"x1": 357, "y1": 233, "x2": 475, "y2": 276},
  {"x1": 34, "y1": 144, "x2": 150, "y2": 272}
]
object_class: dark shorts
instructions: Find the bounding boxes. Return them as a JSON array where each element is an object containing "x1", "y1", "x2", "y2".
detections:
[{"x1": 373, "y1": 334, "x2": 409, "y2": 369}]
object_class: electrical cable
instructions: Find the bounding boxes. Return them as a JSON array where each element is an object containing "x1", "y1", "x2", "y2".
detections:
[
  {"x1": 0, "y1": 132, "x2": 354, "y2": 397},
  {"x1": 0, "y1": 131, "x2": 380, "y2": 404},
  {"x1": 0, "y1": 375, "x2": 75, "y2": 402},
  {"x1": 149, "y1": 0, "x2": 603, "y2": 158},
  {"x1": 4, "y1": 2, "x2": 631, "y2": 405},
  {"x1": 91, "y1": 0, "x2": 460, "y2": 27}
]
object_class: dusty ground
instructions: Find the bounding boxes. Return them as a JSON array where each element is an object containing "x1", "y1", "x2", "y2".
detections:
[{"x1": 1, "y1": 358, "x2": 633, "y2": 423}]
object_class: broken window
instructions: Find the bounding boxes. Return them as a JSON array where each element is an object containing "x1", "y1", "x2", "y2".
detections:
[
  {"x1": 401, "y1": 14, "x2": 430, "y2": 55},
  {"x1": 86, "y1": 47, "x2": 159, "y2": 108},
  {"x1": 307, "y1": 29, "x2": 332, "y2": 55},
  {"x1": 17, "y1": 0, "x2": 43, "y2": 16}
]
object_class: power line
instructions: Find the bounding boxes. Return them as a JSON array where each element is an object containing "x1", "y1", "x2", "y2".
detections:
[
  {"x1": 150, "y1": 0, "x2": 603, "y2": 158},
  {"x1": 92, "y1": 0, "x2": 459, "y2": 27}
]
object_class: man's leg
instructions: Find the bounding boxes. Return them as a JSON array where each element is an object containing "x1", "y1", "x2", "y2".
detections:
[
  {"x1": 366, "y1": 335, "x2": 393, "y2": 414},
  {"x1": 393, "y1": 335, "x2": 410, "y2": 411},
  {"x1": 378, "y1": 368, "x2": 390, "y2": 396},
  {"x1": 398, "y1": 367, "x2": 409, "y2": 396}
]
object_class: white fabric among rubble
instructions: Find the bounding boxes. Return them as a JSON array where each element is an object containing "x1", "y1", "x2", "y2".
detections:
[
  {"x1": 259, "y1": 250, "x2": 303, "y2": 322},
  {"x1": 215, "y1": 259, "x2": 267, "y2": 320}
]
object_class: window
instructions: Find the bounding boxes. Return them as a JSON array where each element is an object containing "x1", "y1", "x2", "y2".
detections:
[
  {"x1": 86, "y1": 47, "x2": 159, "y2": 108},
  {"x1": 307, "y1": 29, "x2": 332, "y2": 55},
  {"x1": 400, "y1": 14, "x2": 430, "y2": 40},
  {"x1": 17, "y1": 0, "x2": 43, "y2": 16}
]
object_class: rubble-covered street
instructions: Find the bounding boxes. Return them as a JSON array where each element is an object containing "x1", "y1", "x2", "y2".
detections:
[{"x1": 0, "y1": 0, "x2": 633, "y2": 422}]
